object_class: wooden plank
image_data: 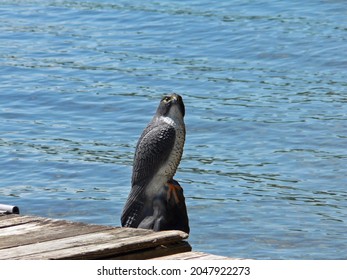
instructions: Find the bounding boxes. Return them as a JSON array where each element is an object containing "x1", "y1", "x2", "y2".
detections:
[
  {"x1": 0, "y1": 215, "x2": 240, "y2": 260},
  {"x1": 0, "y1": 216, "x2": 115, "y2": 249},
  {"x1": 0, "y1": 215, "x2": 40, "y2": 228},
  {"x1": 0, "y1": 227, "x2": 188, "y2": 260},
  {"x1": 0, "y1": 215, "x2": 191, "y2": 260},
  {"x1": 153, "y1": 251, "x2": 237, "y2": 260},
  {"x1": 36, "y1": 230, "x2": 188, "y2": 260},
  {"x1": 0, "y1": 214, "x2": 18, "y2": 222},
  {"x1": 0, "y1": 227, "x2": 154, "y2": 259},
  {"x1": 109, "y1": 241, "x2": 192, "y2": 260}
]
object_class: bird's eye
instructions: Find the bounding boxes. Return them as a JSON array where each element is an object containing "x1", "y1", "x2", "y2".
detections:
[{"x1": 163, "y1": 96, "x2": 171, "y2": 103}]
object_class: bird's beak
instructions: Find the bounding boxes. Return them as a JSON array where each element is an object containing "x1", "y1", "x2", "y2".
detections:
[{"x1": 171, "y1": 94, "x2": 185, "y2": 117}]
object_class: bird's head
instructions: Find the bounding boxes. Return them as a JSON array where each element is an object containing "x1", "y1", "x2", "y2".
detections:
[{"x1": 156, "y1": 93, "x2": 185, "y2": 120}]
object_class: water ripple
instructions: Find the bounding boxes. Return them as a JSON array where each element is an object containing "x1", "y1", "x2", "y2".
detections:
[{"x1": 1, "y1": 0, "x2": 346, "y2": 259}]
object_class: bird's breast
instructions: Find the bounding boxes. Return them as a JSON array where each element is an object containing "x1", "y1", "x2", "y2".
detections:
[
  {"x1": 145, "y1": 118, "x2": 185, "y2": 197},
  {"x1": 146, "y1": 128, "x2": 185, "y2": 197},
  {"x1": 160, "y1": 124, "x2": 185, "y2": 177}
]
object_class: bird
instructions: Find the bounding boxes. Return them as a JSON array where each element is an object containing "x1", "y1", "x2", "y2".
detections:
[{"x1": 121, "y1": 93, "x2": 189, "y2": 234}]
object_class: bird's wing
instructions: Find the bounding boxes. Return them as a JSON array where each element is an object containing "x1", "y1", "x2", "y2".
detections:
[
  {"x1": 121, "y1": 122, "x2": 176, "y2": 227},
  {"x1": 121, "y1": 185, "x2": 146, "y2": 227},
  {"x1": 132, "y1": 122, "x2": 176, "y2": 187}
]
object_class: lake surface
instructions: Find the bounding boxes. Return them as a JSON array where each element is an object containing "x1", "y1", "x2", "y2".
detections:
[{"x1": 1, "y1": 0, "x2": 346, "y2": 259}]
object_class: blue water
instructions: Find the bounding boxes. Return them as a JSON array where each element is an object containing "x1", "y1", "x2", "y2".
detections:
[{"x1": 1, "y1": 0, "x2": 346, "y2": 259}]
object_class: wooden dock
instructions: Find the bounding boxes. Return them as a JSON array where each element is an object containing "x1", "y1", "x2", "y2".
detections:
[{"x1": 0, "y1": 214, "x2": 231, "y2": 260}]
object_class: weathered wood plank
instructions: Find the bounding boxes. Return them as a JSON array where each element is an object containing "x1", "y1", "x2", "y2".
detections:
[
  {"x1": 0, "y1": 215, "x2": 116, "y2": 249},
  {"x1": 0, "y1": 227, "x2": 154, "y2": 259},
  {"x1": 0, "y1": 226, "x2": 188, "y2": 260},
  {"x1": 109, "y1": 241, "x2": 192, "y2": 260},
  {"x1": 19, "y1": 231, "x2": 186, "y2": 259},
  {"x1": 58, "y1": 230, "x2": 186, "y2": 260},
  {"x1": 0, "y1": 214, "x2": 18, "y2": 222},
  {"x1": 0, "y1": 215, "x2": 192, "y2": 260},
  {"x1": 0, "y1": 215, "x2": 41, "y2": 228}
]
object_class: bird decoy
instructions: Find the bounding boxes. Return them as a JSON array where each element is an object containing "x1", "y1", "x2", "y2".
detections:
[{"x1": 121, "y1": 93, "x2": 189, "y2": 234}]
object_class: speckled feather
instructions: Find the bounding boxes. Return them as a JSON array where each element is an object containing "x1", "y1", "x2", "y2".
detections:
[
  {"x1": 132, "y1": 122, "x2": 176, "y2": 188},
  {"x1": 121, "y1": 94, "x2": 186, "y2": 228},
  {"x1": 121, "y1": 122, "x2": 176, "y2": 227}
]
